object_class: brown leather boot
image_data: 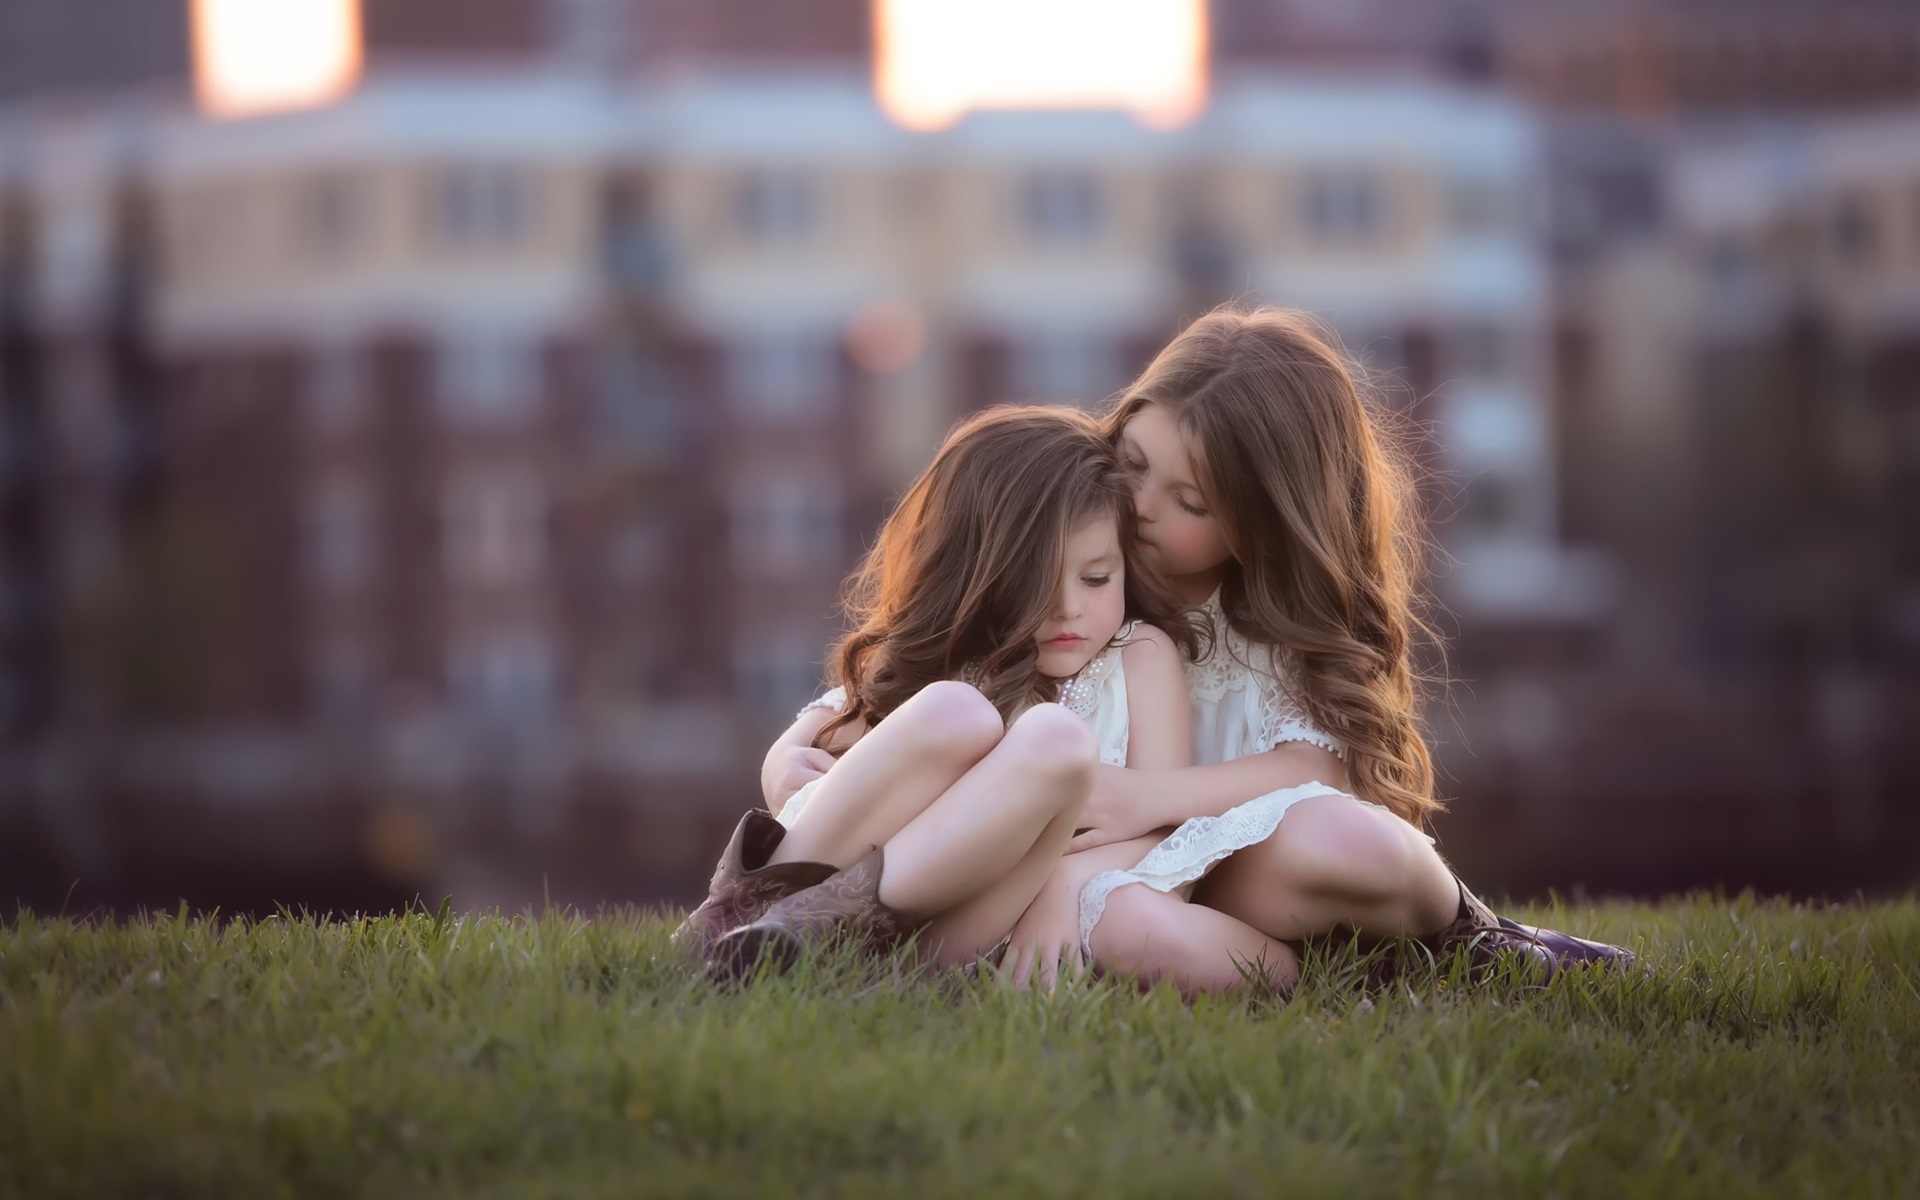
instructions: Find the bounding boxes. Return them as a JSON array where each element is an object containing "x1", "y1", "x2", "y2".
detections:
[
  {"x1": 1433, "y1": 879, "x2": 1639, "y2": 982},
  {"x1": 705, "y1": 846, "x2": 927, "y2": 984},
  {"x1": 669, "y1": 810, "x2": 838, "y2": 957}
]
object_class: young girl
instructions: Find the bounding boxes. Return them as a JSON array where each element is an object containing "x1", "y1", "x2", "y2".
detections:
[
  {"x1": 1008, "y1": 306, "x2": 1635, "y2": 993},
  {"x1": 675, "y1": 406, "x2": 1222, "y2": 980}
]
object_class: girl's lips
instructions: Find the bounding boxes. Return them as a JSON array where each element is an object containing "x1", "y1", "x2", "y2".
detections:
[{"x1": 1043, "y1": 634, "x2": 1086, "y2": 648}]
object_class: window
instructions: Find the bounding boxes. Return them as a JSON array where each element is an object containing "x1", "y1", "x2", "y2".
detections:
[
  {"x1": 443, "y1": 468, "x2": 546, "y2": 588},
  {"x1": 1442, "y1": 392, "x2": 1540, "y2": 472},
  {"x1": 447, "y1": 631, "x2": 555, "y2": 721},
  {"x1": 731, "y1": 475, "x2": 843, "y2": 576},
  {"x1": 1582, "y1": 168, "x2": 1659, "y2": 237},
  {"x1": 1344, "y1": 327, "x2": 1405, "y2": 380},
  {"x1": 1447, "y1": 175, "x2": 1518, "y2": 237},
  {"x1": 1456, "y1": 472, "x2": 1519, "y2": 533},
  {"x1": 1705, "y1": 237, "x2": 1751, "y2": 290},
  {"x1": 313, "y1": 638, "x2": 372, "y2": 720},
  {"x1": 428, "y1": 165, "x2": 536, "y2": 249},
  {"x1": 1011, "y1": 334, "x2": 1116, "y2": 405},
  {"x1": 1448, "y1": 323, "x2": 1511, "y2": 382},
  {"x1": 1020, "y1": 171, "x2": 1105, "y2": 242},
  {"x1": 1302, "y1": 170, "x2": 1384, "y2": 243},
  {"x1": 436, "y1": 334, "x2": 539, "y2": 422},
  {"x1": 731, "y1": 171, "x2": 816, "y2": 243},
  {"x1": 1830, "y1": 195, "x2": 1875, "y2": 264},
  {"x1": 1912, "y1": 185, "x2": 1920, "y2": 258},
  {"x1": 39, "y1": 202, "x2": 107, "y2": 316},
  {"x1": 305, "y1": 343, "x2": 364, "y2": 434},
  {"x1": 50, "y1": 348, "x2": 110, "y2": 463},
  {"x1": 607, "y1": 512, "x2": 670, "y2": 585},
  {"x1": 733, "y1": 625, "x2": 822, "y2": 713},
  {"x1": 297, "y1": 172, "x2": 364, "y2": 258},
  {"x1": 308, "y1": 476, "x2": 374, "y2": 589},
  {"x1": 724, "y1": 336, "x2": 836, "y2": 419}
]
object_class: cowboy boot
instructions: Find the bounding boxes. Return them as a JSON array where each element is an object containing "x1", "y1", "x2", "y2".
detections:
[
  {"x1": 705, "y1": 846, "x2": 927, "y2": 984},
  {"x1": 668, "y1": 809, "x2": 838, "y2": 958},
  {"x1": 1433, "y1": 879, "x2": 1638, "y2": 982}
]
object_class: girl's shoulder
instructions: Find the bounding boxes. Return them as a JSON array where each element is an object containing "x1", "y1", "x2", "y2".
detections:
[
  {"x1": 1119, "y1": 619, "x2": 1174, "y2": 651},
  {"x1": 1118, "y1": 621, "x2": 1183, "y2": 673}
]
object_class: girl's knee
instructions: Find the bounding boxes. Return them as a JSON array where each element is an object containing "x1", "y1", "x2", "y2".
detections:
[
  {"x1": 899, "y1": 680, "x2": 1004, "y2": 762},
  {"x1": 1265, "y1": 794, "x2": 1412, "y2": 902},
  {"x1": 1003, "y1": 702, "x2": 1098, "y2": 777}
]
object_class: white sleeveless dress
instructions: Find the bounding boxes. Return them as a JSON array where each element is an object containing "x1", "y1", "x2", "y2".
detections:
[
  {"x1": 1073, "y1": 590, "x2": 1433, "y2": 957},
  {"x1": 777, "y1": 625, "x2": 1138, "y2": 831},
  {"x1": 779, "y1": 599, "x2": 1426, "y2": 960}
]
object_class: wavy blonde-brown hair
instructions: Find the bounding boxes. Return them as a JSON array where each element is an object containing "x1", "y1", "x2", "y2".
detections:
[
  {"x1": 1103, "y1": 306, "x2": 1441, "y2": 824},
  {"x1": 815, "y1": 405, "x2": 1198, "y2": 751}
]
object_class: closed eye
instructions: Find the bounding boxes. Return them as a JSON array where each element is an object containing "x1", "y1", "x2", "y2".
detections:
[
  {"x1": 1081, "y1": 574, "x2": 1112, "y2": 587},
  {"x1": 1174, "y1": 495, "x2": 1209, "y2": 517}
]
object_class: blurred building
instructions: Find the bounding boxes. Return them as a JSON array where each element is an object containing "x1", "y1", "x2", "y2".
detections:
[
  {"x1": 1, "y1": 1, "x2": 1916, "y2": 910},
  {"x1": 1, "y1": 51, "x2": 1571, "y2": 907}
]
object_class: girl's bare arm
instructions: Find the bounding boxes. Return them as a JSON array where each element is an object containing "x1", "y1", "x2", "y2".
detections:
[
  {"x1": 1119, "y1": 625, "x2": 1191, "y2": 772},
  {"x1": 1072, "y1": 742, "x2": 1348, "y2": 851},
  {"x1": 761, "y1": 705, "x2": 867, "y2": 815}
]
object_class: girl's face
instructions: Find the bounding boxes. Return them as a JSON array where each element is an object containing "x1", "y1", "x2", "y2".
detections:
[
  {"x1": 1035, "y1": 512, "x2": 1128, "y2": 679},
  {"x1": 1118, "y1": 404, "x2": 1232, "y2": 596}
]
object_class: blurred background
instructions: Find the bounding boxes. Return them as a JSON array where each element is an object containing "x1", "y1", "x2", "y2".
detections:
[{"x1": 1, "y1": 0, "x2": 1915, "y2": 917}]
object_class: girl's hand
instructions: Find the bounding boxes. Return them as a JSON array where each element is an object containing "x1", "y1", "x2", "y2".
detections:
[
  {"x1": 764, "y1": 745, "x2": 835, "y2": 811},
  {"x1": 1068, "y1": 766, "x2": 1160, "y2": 852},
  {"x1": 1003, "y1": 874, "x2": 1086, "y2": 992}
]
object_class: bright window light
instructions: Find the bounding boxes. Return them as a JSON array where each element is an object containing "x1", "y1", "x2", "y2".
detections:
[
  {"x1": 192, "y1": 0, "x2": 362, "y2": 119},
  {"x1": 875, "y1": 0, "x2": 1208, "y2": 132}
]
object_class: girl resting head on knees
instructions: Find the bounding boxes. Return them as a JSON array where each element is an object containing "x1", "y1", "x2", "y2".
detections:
[
  {"x1": 1034, "y1": 305, "x2": 1634, "y2": 997},
  {"x1": 678, "y1": 405, "x2": 1204, "y2": 983}
]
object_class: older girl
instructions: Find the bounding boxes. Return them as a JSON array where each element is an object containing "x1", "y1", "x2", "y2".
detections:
[{"x1": 1014, "y1": 306, "x2": 1634, "y2": 993}]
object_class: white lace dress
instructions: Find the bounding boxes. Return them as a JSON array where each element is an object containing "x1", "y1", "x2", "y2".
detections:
[
  {"x1": 1074, "y1": 591, "x2": 1432, "y2": 957},
  {"x1": 777, "y1": 627, "x2": 1137, "y2": 831}
]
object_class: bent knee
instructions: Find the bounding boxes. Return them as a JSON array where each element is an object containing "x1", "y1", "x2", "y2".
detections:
[
  {"x1": 1003, "y1": 702, "x2": 1098, "y2": 774},
  {"x1": 897, "y1": 680, "x2": 1004, "y2": 761},
  {"x1": 1265, "y1": 794, "x2": 1415, "y2": 902},
  {"x1": 1090, "y1": 885, "x2": 1180, "y2": 966}
]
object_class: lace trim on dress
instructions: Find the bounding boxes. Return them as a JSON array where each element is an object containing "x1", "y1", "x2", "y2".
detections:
[
  {"x1": 1059, "y1": 622, "x2": 1134, "y2": 718},
  {"x1": 1076, "y1": 780, "x2": 1349, "y2": 958},
  {"x1": 1250, "y1": 667, "x2": 1345, "y2": 758}
]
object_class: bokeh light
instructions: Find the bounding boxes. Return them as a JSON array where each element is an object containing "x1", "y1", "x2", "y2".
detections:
[
  {"x1": 192, "y1": 0, "x2": 362, "y2": 119},
  {"x1": 875, "y1": 0, "x2": 1208, "y2": 131}
]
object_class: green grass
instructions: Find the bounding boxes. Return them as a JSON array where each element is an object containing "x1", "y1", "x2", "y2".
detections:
[{"x1": 3, "y1": 896, "x2": 1917, "y2": 1199}]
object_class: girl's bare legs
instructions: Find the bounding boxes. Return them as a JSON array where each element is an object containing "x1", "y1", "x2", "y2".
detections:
[
  {"x1": 1091, "y1": 885, "x2": 1299, "y2": 997},
  {"x1": 890, "y1": 704, "x2": 1096, "y2": 965},
  {"x1": 770, "y1": 680, "x2": 1006, "y2": 870},
  {"x1": 1195, "y1": 793, "x2": 1460, "y2": 943},
  {"x1": 768, "y1": 689, "x2": 1097, "y2": 967}
]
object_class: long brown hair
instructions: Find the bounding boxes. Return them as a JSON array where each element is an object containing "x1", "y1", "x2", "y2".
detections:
[
  {"x1": 816, "y1": 405, "x2": 1197, "y2": 750},
  {"x1": 1104, "y1": 306, "x2": 1441, "y2": 824}
]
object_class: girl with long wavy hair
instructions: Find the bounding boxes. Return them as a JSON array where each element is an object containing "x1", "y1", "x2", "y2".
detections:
[
  {"x1": 1007, "y1": 305, "x2": 1636, "y2": 994},
  {"x1": 675, "y1": 406, "x2": 1218, "y2": 982}
]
